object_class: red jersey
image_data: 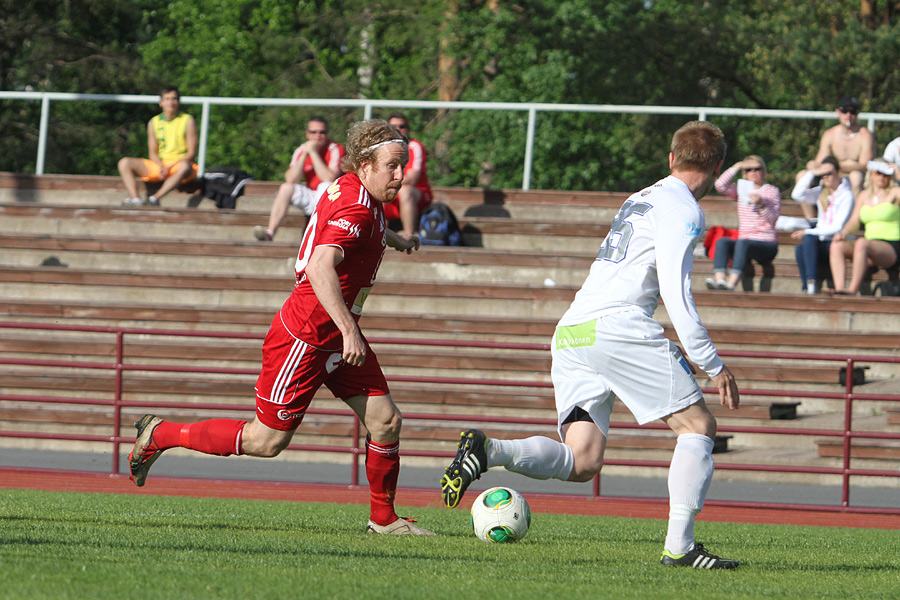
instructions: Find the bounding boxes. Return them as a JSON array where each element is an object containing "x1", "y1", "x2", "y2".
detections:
[
  {"x1": 290, "y1": 141, "x2": 346, "y2": 189},
  {"x1": 405, "y1": 139, "x2": 431, "y2": 196},
  {"x1": 280, "y1": 172, "x2": 387, "y2": 350}
]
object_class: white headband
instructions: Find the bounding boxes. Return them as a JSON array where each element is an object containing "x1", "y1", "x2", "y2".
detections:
[
  {"x1": 867, "y1": 160, "x2": 895, "y2": 176},
  {"x1": 363, "y1": 139, "x2": 407, "y2": 154}
]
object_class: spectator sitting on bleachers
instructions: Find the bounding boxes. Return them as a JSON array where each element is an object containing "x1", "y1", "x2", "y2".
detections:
[
  {"x1": 384, "y1": 113, "x2": 433, "y2": 237},
  {"x1": 828, "y1": 158, "x2": 900, "y2": 295},
  {"x1": 118, "y1": 86, "x2": 198, "y2": 207},
  {"x1": 790, "y1": 157, "x2": 855, "y2": 295},
  {"x1": 793, "y1": 97, "x2": 874, "y2": 220},
  {"x1": 253, "y1": 116, "x2": 345, "y2": 242},
  {"x1": 705, "y1": 156, "x2": 781, "y2": 291}
]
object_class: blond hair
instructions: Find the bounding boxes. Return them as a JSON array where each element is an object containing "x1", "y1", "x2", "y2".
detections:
[
  {"x1": 863, "y1": 156, "x2": 896, "y2": 196},
  {"x1": 670, "y1": 121, "x2": 726, "y2": 173},
  {"x1": 340, "y1": 119, "x2": 407, "y2": 173}
]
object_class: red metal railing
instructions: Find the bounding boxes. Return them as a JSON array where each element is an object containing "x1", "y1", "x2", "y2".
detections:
[{"x1": 1, "y1": 320, "x2": 898, "y2": 514}]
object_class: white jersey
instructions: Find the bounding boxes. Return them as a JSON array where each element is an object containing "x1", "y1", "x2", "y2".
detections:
[{"x1": 558, "y1": 175, "x2": 723, "y2": 376}]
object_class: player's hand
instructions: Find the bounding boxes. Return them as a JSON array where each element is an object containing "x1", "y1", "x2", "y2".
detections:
[
  {"x1": 391, "y1": 232, "x2": 420, "y2": 254},
  {"x1": 342, "y1": 327, "x2": 366, "y2": 366},
  {"x1": 791, "y1": 230, "x2": 806, "y2": 240},
  {"x1": 710, "y1": 365, "x2": 739, "y2": 410}
]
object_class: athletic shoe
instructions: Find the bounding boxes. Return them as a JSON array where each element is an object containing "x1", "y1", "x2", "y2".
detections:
[
  {"x1": 253, "y1": 226, "x2": 274, "y2": 241},
  {"x1": 128, "y1": 414, "x2": 164, "y2": 487},
  {"x1": 660, "y1": 543, "x2": 739, "y2": 569},
  {"x1": 704, "y1": 278, "x2": 718, "y2": 290},
  {"x1": 440, "y1": 429, "x2": 488, "y2": 508},
  {"x1": 717, "y1": 281, "x2": 735, "y2": 291},
  {"x1": 122, "y1": 197, "x2": 144, "y2": 207},
  {"x1": 146, "y1": 196, "x2": 159, "y2": 207},
  {"x1": 365, "y1": 517, "x2": 436, "y2": 536}
]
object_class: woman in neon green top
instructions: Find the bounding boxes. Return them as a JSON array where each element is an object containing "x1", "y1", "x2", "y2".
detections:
[{"x1": 829, "y1": 158, "x2": 900, "y2": 294}]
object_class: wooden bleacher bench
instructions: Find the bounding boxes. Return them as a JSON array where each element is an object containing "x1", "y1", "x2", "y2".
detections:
[{"x1": 816, "y1": 438, "x2": 900, "y2": 460}]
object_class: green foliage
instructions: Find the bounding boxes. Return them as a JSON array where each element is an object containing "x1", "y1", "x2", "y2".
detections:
[
  {"x1": 1, "y1": 489, "x2": 899, "y2": 600},
  {"x1": 3, "y1": 1, "x2": 900, "y2": 187}
]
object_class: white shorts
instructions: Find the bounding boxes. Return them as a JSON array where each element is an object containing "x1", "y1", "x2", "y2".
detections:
[
  {"x1": 290, "y1": 181, "x2": 331, "y2": 215},
  {"x1": 551, "y1": 310, "x2": 703, "y2": 439}
]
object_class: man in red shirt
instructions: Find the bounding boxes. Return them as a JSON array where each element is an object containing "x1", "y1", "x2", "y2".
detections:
[
  {"x1": 130, "y1": 120, "x2": 433, "y2": 535},
  {"x1": 254, "y1": 116, "x2": 346, "y2": 242},
  {"x1": 383, "y1": 113, "x2": 433, "y2": 236}
]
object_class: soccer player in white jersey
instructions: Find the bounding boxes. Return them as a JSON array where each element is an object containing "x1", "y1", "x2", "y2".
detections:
[{"x1": 441, "y1": 121, "x2": 741, "y2": 568}]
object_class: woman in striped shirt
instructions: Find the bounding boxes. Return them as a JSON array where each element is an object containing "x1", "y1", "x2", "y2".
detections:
[{"x1": 706, "y1": 155, "x2": 782, "y2": 291}]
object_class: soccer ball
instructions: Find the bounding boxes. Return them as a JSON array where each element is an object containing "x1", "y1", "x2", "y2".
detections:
[{"x1": 470, "y1": 486, "x2": 531, "y2": 543}]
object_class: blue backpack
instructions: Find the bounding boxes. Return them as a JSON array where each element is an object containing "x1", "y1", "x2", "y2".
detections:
[{"x1": 418, "y1": 202, "x2": 461, "y2": 246}]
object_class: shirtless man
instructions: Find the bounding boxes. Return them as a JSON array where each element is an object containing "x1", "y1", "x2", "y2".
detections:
[{"x1": 795, "y1": 97, "x2": 875, "y2": 219}]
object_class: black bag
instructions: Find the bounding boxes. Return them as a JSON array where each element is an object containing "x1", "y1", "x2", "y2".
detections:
[
  {"x1": 418, "y1": 202, "x2": 461, "y2": 246},
  {"x1": 202, "y1": 166, "x2": 253, "y2": 209},
  {"x1": 873, "y1": 280, "x2": 900, "y2": 296}
]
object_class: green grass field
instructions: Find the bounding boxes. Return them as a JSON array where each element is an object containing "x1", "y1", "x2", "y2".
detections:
[{"x1": 1, "y1": 489, "x2": 898, "y2": 600}]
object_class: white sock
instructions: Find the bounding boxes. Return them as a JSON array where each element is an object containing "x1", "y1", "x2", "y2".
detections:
[
  {"x1": 664, "y1": 433, "x2": 715, "y2": 555},
  {"x1": 487, "y1": 436, "x2": 574, "y2": 481}
]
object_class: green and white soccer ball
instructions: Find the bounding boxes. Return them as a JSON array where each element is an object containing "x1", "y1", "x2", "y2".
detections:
[{"x1": 470, "y1": 486, "x2": 531, "y2": 543}]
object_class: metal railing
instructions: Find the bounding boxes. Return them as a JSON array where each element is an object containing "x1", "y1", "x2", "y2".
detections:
[
  {"x1": 3, "y1": 91, "x2": 900, "y2": 189},
  {"x1": 1, "y1": 320, "x2": 898, "y2": 515}
]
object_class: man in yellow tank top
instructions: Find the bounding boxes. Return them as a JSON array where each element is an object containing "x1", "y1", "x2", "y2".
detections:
[{"x1": 118, "y1": 86, "x2": 198, "y2": 207}]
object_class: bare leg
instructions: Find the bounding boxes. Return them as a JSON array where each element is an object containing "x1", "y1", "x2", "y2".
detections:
[
  {"x1": 397, "y1": 186, "x2": 422, "y2": 236},
  {"x1": 152, "y1": 161, "x2": 193, "y2": 201},
  {"x1": 560, "y1": 420, "x2": 606, "y2": 482},
  {"x1": 266, "y1": 183, "x2": 296, "y2": 235},
  {"x1": 829, "y1": 241, "x2": 853, "y2": 292},
  {"x1": 848, "y1": 239, "x2": 898, "y2": 294},
  {"x1": 118, "y1": 157, "x2": 150, "y2": 199},
  {"x1": 240, "y1": 417, "x2": 295, "y2": 457}
]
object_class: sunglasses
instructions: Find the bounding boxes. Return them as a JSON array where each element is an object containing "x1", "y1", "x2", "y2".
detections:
[
  {"x1": 307, "y1": 129, "x2": 328, "y2": 135},
  {"x1": 838, "y1": 107, "x2": 859, "y2": 115},
  {"x1": 391, "y1": 123, "x2": 410, "y2": 130},
  {"x1": 744, "y1": 167, "x2": 764, "y2": 172}
]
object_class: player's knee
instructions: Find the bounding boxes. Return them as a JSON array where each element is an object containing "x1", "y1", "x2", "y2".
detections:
[
  {"x1": 366, "y1": 410, "x2": 402, "y2": 441},
  {"x1": 278, "y1": 182, "x2": 294, "y2": 195},
  {"x1": 246, "y1": 437, "x2": 288, "y2": 458},
  {"x1": 568, "y1": 451, "x2": 603, "y2": 482}
]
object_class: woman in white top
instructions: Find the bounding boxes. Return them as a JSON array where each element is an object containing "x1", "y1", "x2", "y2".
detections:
[{"x1": 790, "y1": 156, "x2": 855, "y2": 294}]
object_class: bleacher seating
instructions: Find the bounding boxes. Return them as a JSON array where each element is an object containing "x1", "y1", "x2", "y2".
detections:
[{"x1": 2, "y1": 172, "x2": 899, "y2": 478}]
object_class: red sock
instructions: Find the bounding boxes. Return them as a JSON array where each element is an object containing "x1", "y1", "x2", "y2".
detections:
[
  {"x1": 152, "y1": 419, "x2": 246, "y2": 456},
  {"x1": 365, "y1": 438, "x2": 400, "y2": 526}
]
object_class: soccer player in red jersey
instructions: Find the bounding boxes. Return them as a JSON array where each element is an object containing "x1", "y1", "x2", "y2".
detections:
[{"x1": 129, "y1": 119, "x2": 434, "y2": 535}]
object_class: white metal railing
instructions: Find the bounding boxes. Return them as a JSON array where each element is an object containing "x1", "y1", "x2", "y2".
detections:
[{"x1": 3, "y1": 91, "x2": 900, "y2": 189}]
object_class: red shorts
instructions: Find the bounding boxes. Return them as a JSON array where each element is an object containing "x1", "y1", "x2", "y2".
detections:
[
  {"x1": 382, "y1": 189, "x2": 433, "y2": 221},
  {"x1": 254, "y1": 313, "x2": 390, "y2": 431}
]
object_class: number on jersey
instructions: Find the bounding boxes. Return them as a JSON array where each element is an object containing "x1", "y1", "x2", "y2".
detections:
[{"x1": 596, "y1": 200, "x2": 652, "y2": 263}]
